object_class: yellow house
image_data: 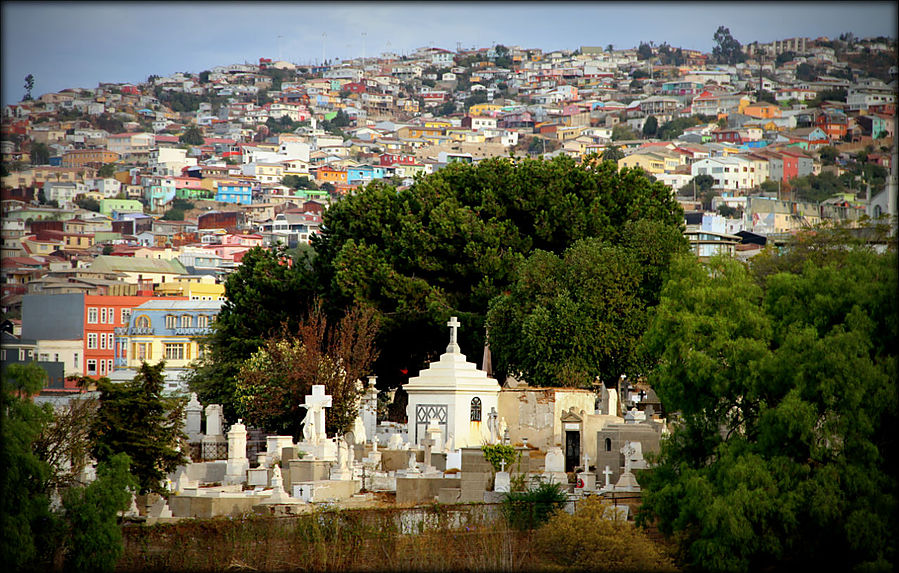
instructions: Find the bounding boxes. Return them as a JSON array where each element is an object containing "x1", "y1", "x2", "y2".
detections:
[
  {"x1": 468, "y1": 103, "x2": 503, "y2": 116},
  {"x1": 154, "y1": 275, "x2": 225, "y2": 300},
  {"x1": 424, "y1": 119, "x2": 453, "y2": 130},
  {"x1": 617, "y1": 151, "x2": 681, "y2": 175},
  {"x1": 744, "y1": 102, "x2": 782, "y2": 119}
]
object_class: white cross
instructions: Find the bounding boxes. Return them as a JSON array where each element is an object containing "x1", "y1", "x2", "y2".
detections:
[
  {"x1": 499, "y1": 458, "x2": 507, "y2": 473},
  {"x1": 447, "y1": 316, "x2": 461, "y2": 345},
  {"x1": 583, "y1": 452, "x2": 590, "y2": 469},
  {"x1": 303, "y1": 385, "x2": 333, "y2": 410},
  {"x1": 603, "y1": 465, "x2": 613, "y2": 487}
]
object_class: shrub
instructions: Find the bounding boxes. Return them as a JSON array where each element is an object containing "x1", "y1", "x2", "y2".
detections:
[
  {"x1": 481, "y1": 444, "x2": 519, "y2": 473},
  {"x1": 534, "y1": 495, "x2": 676, "y2": 572},
  {"x1": 501, "y1": 480, "x2": 567, "y2": 530}
]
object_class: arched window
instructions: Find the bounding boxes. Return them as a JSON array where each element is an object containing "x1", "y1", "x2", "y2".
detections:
[
  {"x1": 165, "y1": 315, "x2": 176, "y2": 329},
  {"x1": 605, "y1": 438, "x2": 612, "y2": 452},
  {"x1": 470, "y1": 397, "x2": 482, "y2": 422},
  {"x1": 180, "y1": 315, "x2": 192, "y2": 328},
  {"x1": 135, "y1": 315, "x2": 151, "y2": 328}
]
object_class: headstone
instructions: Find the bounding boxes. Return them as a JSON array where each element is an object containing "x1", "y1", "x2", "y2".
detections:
[
  {"x1": 185, "y1": 393, "x2": 203, "y2": 439},
  {"x1": 350, "y1": 414, "x2": 367, "y2": 445},
  {"x1": 486, "y1": 407, "x2": 499, "y2": 444},
  {"x1": 444, "y1": 433, "x2": 454, "y2": 453},
  {"x1": 224, "y1": 419, "x2": 249, "y2": 485},
  {"x1": 372, "y1": 435, "x2": 379, "y2": 452},
  {"x1": 602, "y1": 465, "x2": 613, "y2": 488},
  {"x1": 265, "y1": 436, "x2": 295, "y2": 468},
  {"x1": 148, "y1": 497, "x2": 173, "y2": 519},
  {"x1": 425, "y1": 418, "x2": 442, "y2": 451},
  {"x1": 494, "y1": 471, "x2": 510, "y2": 493},
  {"x1": 445, "y1": 450, "x2": 462, "y2": 471},
  {"x1": 302, "y1": 385, "x2": 332, "y2": 444},
  {"x1": 421, "y1": 436, "x2": 435, "y2": 470},
  {"x1": 263, "y1": 464, "x2": 303, "y2": 505},
  {"x1": 205, "y1": 404, "x2": 223, "y2": 437},
  {"x1": 361, "y1": 376, "x2": 379, "y2": 441},
  {"x1": 576, "y1": 471, "x2": 596, "y2": 492},
  {"x1": 387, "y1": 433, "x2": 404, "y2": 450},
  {"x1": 543, "y1": 446, "x2": 566, "y2": 484},
  {"x1": 330, "y1": 437, "x2": 353, "y2": 481},
  {"x1": 248, "y1": 467, "x2": 269, "y2": 487}
]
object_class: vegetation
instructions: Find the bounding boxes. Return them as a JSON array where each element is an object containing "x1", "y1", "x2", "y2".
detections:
[
  {"x1": 481, "y1": 444, "x2": 520, "y2": 473},
  {"x1": 90, "y1": 363, "x2": 188, "y2": 494},
  {"x1": 234, "y1": 302, "x2": 379, "y2": 439},
  {"x1": 97, "y1": 162, "x2": 117, "y2": 178},
  {"x1": 712, "y1": 26, "x2": 746, "y2": 65},
  {"x1": 502, "y1": 481, "x2": 568, "y2": 530},
  {"x1": 487, "y1": 225, "x2": 688, "y2": 387},
  {"x1": 178, "y1": 125, "x2": 204, "y2": 145},
  {"x1": 536, "y1": 495, "x2": 676, "y2": 571},
  {"x1": 637, "y1": 227, "x2": 898, "y2": 572},
  {"x1": 281, "y1": 174, "x2": 317, "y2": 190},
  {"x1": 75, "y1": 195, "x2": 101, "y2": 212}
]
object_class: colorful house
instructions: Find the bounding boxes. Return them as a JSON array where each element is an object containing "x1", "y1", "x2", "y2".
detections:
[{"x1": 214, "y1": 181, "x2": 253, "y2": 205}]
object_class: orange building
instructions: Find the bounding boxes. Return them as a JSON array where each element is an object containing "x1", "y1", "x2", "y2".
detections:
[
  {"x1": 314, "y1": 165, "x2": 348, "y2": 185},
  {"x1": 61, "y1": 148, "x2": 120, "y2": 168},
  {"x1": 83, "y1": 294, "x2": 187, "y2": 379},
  {"x1": 743, "y1": 102, "x2": 782, "y2": 120}
]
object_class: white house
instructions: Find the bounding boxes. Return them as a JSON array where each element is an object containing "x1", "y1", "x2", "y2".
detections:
[{"x1": 404, "y1": 318, "x2": 501, "y2": 448}]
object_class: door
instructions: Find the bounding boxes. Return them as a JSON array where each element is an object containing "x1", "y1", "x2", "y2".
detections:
[{"x1": 565, "y1": 430, "x2": 580, "y2": 472}]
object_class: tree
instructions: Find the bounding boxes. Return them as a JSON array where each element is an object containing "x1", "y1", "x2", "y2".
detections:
[
  {"x1": 178, "y1": 125, "x2": 204, "y2": 146},
  {"x1": 677, "y1": 174, "x2": 714, "y2": 198},
  {"x1": 75, "y1": 196, "x2": 101, "y2": 212},
  {"x1": 199, "y1": 70, "x2": 211, "y2": 83},
  {"x1": 187, "y1": 246, "x2": 315, "y2": 421},
  {"x1": 90, "y1": 363, "x2": 187, "y2": 494},
  {"x1": 61, "y1": 453, "x2": 136, "y2": 572},
  {"x1": 612, "y1": 124, "x2": 638, "y2": 141},
  {"x1": 97, "y1": 163, "x2": 117, "y2": 178},
  {"x1": 235, "y1": 302, "x2": 379, "y2": 439},
  {"x1": 282, "y1": 174, "x2": 317, "y2": 190},
  {"x1": 643, "y1": 116, "x2": 658, "y2": 138},
  {"x1": 486, "y1": 221, "x2": 687, "y2": 388},
  {"x1": 23, "y1": 74, "x2": 34, "y2": 101},
  {"x1": 1, "y1": 363, "x2": 55, "y2": 569},
  {"x1": 30, "y1": 141, "x2": 50, "y2": 165},
  {"x1": 712, "y1": 26, "x2": 746, "y2": 65},
  {"x1": 637, "y1": 239, "x2": 898, "y2": 572},
  {"x1": 818, "y1": 146, "x2": 839, "y2": 166},
  {"x1": 309, "y1": 157, "x2": 685, "y2": 390},
  {"x1": 637, "y1": 42, "x2": 653, "y2": 61},
  {"x1": 601, "y1": 145, "x2": 624, "y2": 163}
]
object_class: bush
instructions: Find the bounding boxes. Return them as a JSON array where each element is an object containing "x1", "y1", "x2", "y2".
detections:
[
  {"x1": 534, "y1": 495, "x2": 676, "y2": 572},
  {"x1": 501, "y1": 480, "x2": 567, "y2": 530}
]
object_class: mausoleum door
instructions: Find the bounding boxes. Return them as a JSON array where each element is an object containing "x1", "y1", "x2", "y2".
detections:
[{"x1": 565, "y1": 430, "x2": 580, "y2": 473}]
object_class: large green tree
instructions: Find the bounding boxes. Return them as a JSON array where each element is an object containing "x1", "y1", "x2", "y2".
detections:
[
  {"x1": 712, "y1": 26, "x2": 746, "y2": 65},
  {"x1": 187, "y1": 246, "x2": 315, "y2": 421},
  {"x1": 311, "y1": 156, "x2": 684, "y2": 389},
  {"x1": 637, "y1": 234, "x2": 898, "y2": 571},
  {"x1": 486, "y1": 221, "x2": 686, "y2": 388},
  {"x1": 90, "y1": 363, "x2": 187, "y2": 494}
]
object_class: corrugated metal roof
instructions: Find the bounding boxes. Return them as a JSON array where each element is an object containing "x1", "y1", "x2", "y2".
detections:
[{"x1": 89, "y1": 255, "x2": 187, "y2": 274}]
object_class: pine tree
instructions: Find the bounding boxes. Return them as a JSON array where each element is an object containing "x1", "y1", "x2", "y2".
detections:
[{"x1": 90, "y1": 363, "x2": 187, "y2": 494}]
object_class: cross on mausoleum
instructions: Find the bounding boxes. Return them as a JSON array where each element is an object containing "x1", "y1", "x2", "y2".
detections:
[
  {"x1": 447, "y1": 316, "x2": 461, "y2": 351},
  {"x1": 603, "y1": 465, "x2": 613, "y2": 487}
]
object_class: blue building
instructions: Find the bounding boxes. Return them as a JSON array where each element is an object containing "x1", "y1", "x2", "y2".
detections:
[{"x1": 214, "y1": 181, "x2": 253, "y2": 205}]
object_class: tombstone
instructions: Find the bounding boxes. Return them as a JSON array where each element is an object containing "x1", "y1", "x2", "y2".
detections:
[
  {"x1": 494, "y1": 458, "x2": 510, "y2": 492},
  {"x1": 248, "y1": 467, "x2": 269, "y2": 487},
  {"x1": 575, "y1": 471, "x2": 596, "y2": 492},
  {"x1": 224, "y1": 419, "x2": 249, "y2": 485},
  {"x1": 205, "y1": 404, "x2": 223, "y2": 437},
  {"x1": 445, "y1": 449, "x2": 462, "y2": 471},
  {"x1": 361, "y1": 376, "x2": 379, "y2": 440},
  {"x1": 406, "y1": 451, "x2": 420, "y2": 475},
  {"x1": 302, "y1": 385, "x2": 332, "y2": 444},
  {"x1": 425, "y1": 418, "x2": 442, "y2": 450},
  {"x1": 330, "y1": 437, "x2": 353, "y2": 481},
  {"x1": 185, "y1": 393, "x2": 203, "y2": 439},
  {"x1": 486, "y1": 407, "x2": 499, "y2": 444},
  {"x1": 120, "y1": 493, "x2": 140, "y2": 518},
  {"x1": 602, "y1": 465, "x2": 614, "y2": 489},
  {"x1": 263, "y1": 436, "x2": 294, "y2": 468},
  {"x1": 421, "y1": 436, "x2": 435, "y2": 470},
  {"x1": 444, "y1": 433, "x2": 455, "y2": 453},
  {"x1": 387, "y1": 433, "x2": 405, "y2": 450},
  {"x1": 202, "y1": 404, "x2": 226, "y2": 459},
  {"x1": 543, "y1": 446, "x2": 566, "y2": 484},
  {"x1": 349, "y1": 414, "x2": 367, "y2": 445},
  {"x1": 148, "y1": 497, "x2": 173, "y2": 519}
]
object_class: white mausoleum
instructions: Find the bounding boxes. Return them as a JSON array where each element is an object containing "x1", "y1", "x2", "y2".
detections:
[{"x1": 404, "y1": 317, "x2": 501, "y2": 448}]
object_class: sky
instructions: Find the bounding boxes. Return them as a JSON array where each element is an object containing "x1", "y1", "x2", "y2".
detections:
[{"x1": 2, "y1": 1, "x2": 897, "y2": 107}]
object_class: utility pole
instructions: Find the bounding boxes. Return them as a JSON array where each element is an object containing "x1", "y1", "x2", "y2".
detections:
[
  {"x1": 321, "y1": 32, "x2": 326, "y2": 67},
  {"x1": 362, "y1": 31, "x2": 367, "y2": 70}
]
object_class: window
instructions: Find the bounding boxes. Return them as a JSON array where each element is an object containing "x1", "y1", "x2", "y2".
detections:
[
  {"x1": 88, "y1": 307, "x2": 98, "y2": 323},
  {"x1": 165, "y1": 315, "x2": 176, "y2": 329},
  {"x1": 106, "y1": 359, "x2": 114, "y2": 374},
  {"x1": 164, "y1": 343, "x2": 185, "y2": 360},
  {"x1": 87, "y1": 333, "x2": 98, "y2": 349},
  {"x1": 99, "y1": 332, "x2": 106, "y2": 350},
  {"x1": 121, "y1": 308, "x2": 131, "y2": 324},
  {"x1": 605, "y1": 438, "x2": 612, "y2": 452},
  {"x1": 180, "y1": 315, "x2": 192, "y2": 328},
  {"x1": 100, "y1": 308, "x2": 107, "y2": 323},
  {"x1": 74, "y1": 353, "x2": 78, "y2": 367},
  {"x1": 87, "y1": 359, "x2": 97, "y2": 375},
  {"x1": 135, "y1": 315, "x2": 150, "y2": 328},
  {"x1": 470, "y1": 397, "x2": 482, "y2": 422},
  {"x1": 198, "y1": 315, "x2": 208, "y2": 328},
  {"x1": 108, "y1": 308, "x2": 115, "y2": 324},
  {"x1": 19, "y1": 349, "x2": 25, "y2": 360},
  {"x1": 99, "y1": 359, "x2": 106, "y2": 375}
]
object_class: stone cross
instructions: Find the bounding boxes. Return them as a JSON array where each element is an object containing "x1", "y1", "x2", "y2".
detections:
[
  {"x1": 499, "y1": 458, "x2": 506, "y2": 473},
  {"x1": 421, "y1": 436, "x2": 435, "y2": 468},
  {"x1": 446, "y1": 316, "x2": 461, "y2": 352},
  {"x1": 372, "y1": 435, "x2": 379, "y2": 452},
  {"x1": 621, "y1": 441, "x2": 636, "y2": 474},
  {"x1": 603, "y1": 465, "x2": 613, "y2": 487},
  {"x1": 583, "y1": 452, "x2": 590, "y2": 471},
  {"x1": 302, "y1": 385, "x2": 332, "y2": 442}
]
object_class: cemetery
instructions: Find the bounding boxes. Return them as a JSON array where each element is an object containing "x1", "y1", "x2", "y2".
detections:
[{"x1": 119, "y1": 317, "x2": 668, "y2": 525}]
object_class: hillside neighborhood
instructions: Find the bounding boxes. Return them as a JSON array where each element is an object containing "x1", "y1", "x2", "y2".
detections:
[{"x1": 1, "y1": 29, "x2": 897, "y2": 573}]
